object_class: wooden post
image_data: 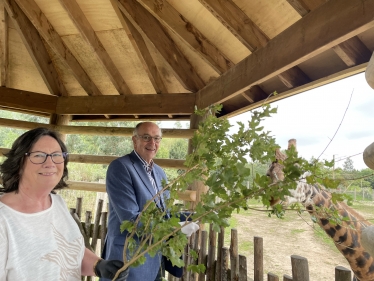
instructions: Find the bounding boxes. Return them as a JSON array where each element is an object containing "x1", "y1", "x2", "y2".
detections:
[
  {"x1": 91, "y1": 199, "x2": 103, "y2": 251},
  {"x1": 49, "y1": 114, "x2": 71, "y2": 143},
  {"x1": 198, "y1": 230, "x2": 208, "y2": 281},
  {"x1": 216, "y1": 226, "x2": 225, "y2": 281},
  {"x1": 221, "y1": 247, "x2": 229, "y2": 281},
  {"x1": 207, "y1": 224, "x2": 217, "y2": 281},
  {"x1": 267, "y1": 273, "x2": 279, "y2": 281},
  {"x1": 290, "y1": 255, "x2": 309, "y2": 281},
  {"x1": 75, "y1": 197, "x2": 82, "y2": 219},
  {"x1": 335, "y1": 266, "x2": 352, "y2": 281},
  {"x1": 230, "y1": 229, "x2": 239, "y2": 281},
  {"x1": 283, "y1": 275, "x2": 292, "y2": 281},
  {"x1": 238, "y1": 255, "x2": 247, "y2": 281},
  {"x1": 254, "y1": 236, "x2": 263, "y2": 281},
  {"x1": 366, "y1": 51, "x2": 374, "y2": 89}
]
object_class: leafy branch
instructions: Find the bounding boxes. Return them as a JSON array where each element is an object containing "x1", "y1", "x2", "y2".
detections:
[{"x1": 112, "y1": 104, "x2": 344, "y2": 281}]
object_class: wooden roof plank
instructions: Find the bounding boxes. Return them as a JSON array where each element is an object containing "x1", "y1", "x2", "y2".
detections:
[
  {"x1": 137, "y1": 0, "x2": 233, "y2": 74},
  {"x1": 198, "y1": 0, "x2": 269, "y2": 51},
  {"x1": 0, "y1": 0, "x2": 8, "y2": 86},
  {"x1": 118, "y1": 0, "x2": 205, "y2": 92},
  {"x1": 55, "y1": 94, "x2": 195, "y2": 115},
  {"x1": 120, "y1": 13, "x2": 168, "y2": 94},
  {"x1": 196, "y1": 0, "x2": 374, "y2": 109},
  {"x1": 58, "y1": 0, "x2": 132, "y2": 95},
  {"x1": 14, "y1": 0, "x2": 102, "y2": 96},
  {"x1": 6, "y1": 0, "x2": 67, "y2": 96},
  {"x1": 286, "y1": 0, "x2": 310, "y2": 16}
]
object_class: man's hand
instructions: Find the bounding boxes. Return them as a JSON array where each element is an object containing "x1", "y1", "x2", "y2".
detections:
[
  {"x1": 179, "y1": 221, "x2": 199, "y2": 237},
  {"x1": 94, "y1": 259, "x2": 128, "y2": 280}
]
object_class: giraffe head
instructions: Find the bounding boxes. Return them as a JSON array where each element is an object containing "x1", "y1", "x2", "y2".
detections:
[{"x1": 266, "y1": 140, "x2": 317, "y2": 207}]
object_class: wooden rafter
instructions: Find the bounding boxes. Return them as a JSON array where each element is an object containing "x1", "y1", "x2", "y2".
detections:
[
  {"x1": 137, "y1": 0, "x2": 233, "y2": 74},
  {"x1": 0, "y1": 0, "x2": 8, "y2": 87},
  {"x1": 114, "y1": 6, "x2": 168, "y2": 94},
  {"x1": 0, "y1": 87, "x2": 195, "y2": 115},
  {"x1": 58, "y1": 0, "x2": 132, "y2": 95},
  {"x1": 332, "y1": 36, "x2": 372, "y2": 67},
  {"x1": 196, "y1": 0, "x2": 374, "y2": 109},
  {"x1": 14, "y1": 0, "x2": 102, "y2": 96},
  {"x1": 6, "y1": 0, "x2": 67, "y2": 96},
  {"x1": 117, "y1": 0, "x2": 205, "y2": 92},
  {"x1": 198, "y1": 0, "x2": 269, "y2": 52}
]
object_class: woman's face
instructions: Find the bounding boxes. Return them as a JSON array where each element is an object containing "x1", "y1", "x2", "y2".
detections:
[{"x1": 20, "y1": 136, "x2": 65, "y2": 191}]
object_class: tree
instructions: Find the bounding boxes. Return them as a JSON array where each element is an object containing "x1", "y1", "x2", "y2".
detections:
[{"x1": 343, "y1": 157, "x2": 355, "y2": 172}]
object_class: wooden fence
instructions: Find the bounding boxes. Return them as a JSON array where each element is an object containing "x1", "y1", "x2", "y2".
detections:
[{"x1": 70, "y1": 197, "x2": 353, "y2": 281}]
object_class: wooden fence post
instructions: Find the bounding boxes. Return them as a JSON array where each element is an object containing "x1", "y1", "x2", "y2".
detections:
[
  {"x1": 335, "y1": 266, "x2": 352, "y2": 281},
  {"x1": 283, "y1": 275, "x2": 292, "y2": 281},
  {"x1": 290, "y1": 255, "x2": 309, "y2": 281},
  {"x1": 221, "y1": 247, "x2": 229, "y2": 281},
  {"x1": 207, "y1": 224, "x2": 217, "y2": 281},
  {"x1": 239, "y1": 255, "x2": 247, "y2": 281},
  {"x1": 254, "y1": 236, "x2": 263, "y2": 281},
  {"x1": 198, "y1": 230, "x2": 208, "y2": 281},
  {"x1": 268, "y1": 273, "x2": 279, "y2": 281},
  {"x1": 216, "y1": 226, "x2": 225, "y2": 281},
  {"x1": 230, "y1": 229, "x2": 239, "y2": 281}
]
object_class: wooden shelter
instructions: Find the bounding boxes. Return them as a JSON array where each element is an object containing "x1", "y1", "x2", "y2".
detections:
[{"x1": 0, "y1": 0, "x2": 373, "y2": 124}]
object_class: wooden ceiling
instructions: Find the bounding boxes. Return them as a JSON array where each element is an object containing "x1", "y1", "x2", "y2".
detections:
[{"x1": 0, "y1": 0, "x2": 373, "y2": 123}]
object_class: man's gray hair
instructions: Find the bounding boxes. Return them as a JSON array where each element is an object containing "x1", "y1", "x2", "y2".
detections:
[{"x1": 133, "y1": 122, "x2": 162, "y2": 136}]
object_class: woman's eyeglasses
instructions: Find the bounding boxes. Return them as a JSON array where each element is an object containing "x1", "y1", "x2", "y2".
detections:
[{"x1": 25, "y1": 152, "x2": 68, "y2": 164}]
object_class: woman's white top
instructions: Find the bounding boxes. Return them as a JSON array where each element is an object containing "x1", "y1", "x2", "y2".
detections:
[{"x1": 0, "y1": 193, "x2": 84, "y2": 281}]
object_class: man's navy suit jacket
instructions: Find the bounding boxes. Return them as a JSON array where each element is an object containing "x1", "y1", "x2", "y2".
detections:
[{"x1": 101, "y1": 151, "x2": 169, "y2": 281}]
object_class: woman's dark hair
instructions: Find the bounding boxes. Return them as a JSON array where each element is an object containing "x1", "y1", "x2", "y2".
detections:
[{"x1": 0, "y1": 127, "x2": 69, "y2": 193}]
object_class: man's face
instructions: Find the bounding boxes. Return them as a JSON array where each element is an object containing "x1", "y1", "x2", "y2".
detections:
[{"x1": 132, "y1": 122, "x2": 162, "y2": 163}]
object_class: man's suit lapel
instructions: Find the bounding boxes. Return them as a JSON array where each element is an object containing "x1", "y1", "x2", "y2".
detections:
[{"x1": 129, "y1": 151, "x2": 156, "y2": 198}]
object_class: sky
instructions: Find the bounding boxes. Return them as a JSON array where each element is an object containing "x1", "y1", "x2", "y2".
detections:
[
  {"x1": 161, "y1": 72, "x2": 374, "y2": 170},
  {"x1": 229, "y1": 72, "x2": 374, "y2": 170}
]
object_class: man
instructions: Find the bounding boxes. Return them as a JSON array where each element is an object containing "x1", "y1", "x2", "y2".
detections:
[{"x1": 101, "y1": 122, "x2": 167, "y2": 281}]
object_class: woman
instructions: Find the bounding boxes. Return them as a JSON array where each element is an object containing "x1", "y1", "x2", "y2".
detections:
[{"x1": 0, "y1": 127, "x2": 128, "y2": 281}]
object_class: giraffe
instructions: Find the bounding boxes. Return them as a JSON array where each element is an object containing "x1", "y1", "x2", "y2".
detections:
[{"x1": 266, "y1": 140, "x2": 374, "y2": 281}]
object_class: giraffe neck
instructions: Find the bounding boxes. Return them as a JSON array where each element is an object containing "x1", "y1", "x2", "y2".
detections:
[{"x1": 294, "y1": 182, "x2": 374, "y2": 281}]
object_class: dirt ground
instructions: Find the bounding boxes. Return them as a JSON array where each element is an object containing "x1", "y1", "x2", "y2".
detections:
[{"x1": 230, "y1": 207, "x2": 355, "y2": 281}]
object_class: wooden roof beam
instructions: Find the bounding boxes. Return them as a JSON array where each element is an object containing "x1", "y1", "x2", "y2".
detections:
[
  {"x1": 288, "y1": 0, "x2": 372, "y2": 68},
  {"x1": 196, "y1": 0, "x2": 374, "y2": 109},
  {"x1": 117, "y1": 0, "x2": 205, "y2": 92},
  {"x1": 14, "y1": 0, "x2": 102, "y2": 96},
  {"x1": 200, "y1": 0, "x2": 311, "y2": 95},
  {"x1": 136, "y1": 0, "x2": 233, "y2": 74},
  {"x1": 6, "y1": 0, "x2": 67, "y2": 96},
  {"x1": 0, "y1": 87, "x2": 195, "y2": 115},
  {"x1": 0, "y1": 0, "x2": 8, "y2": 87},
  {"x1": 58, "y1": 0, "x2": 131, "y2": 95}
]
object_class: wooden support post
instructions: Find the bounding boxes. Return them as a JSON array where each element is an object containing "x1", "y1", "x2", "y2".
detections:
[
  {"x1": 283, "y1": 275, "x2": 292, "y2": 281},
  {"x1": 49, "y1": 113, "x2": 71, "y2": 143},
  {"x1": 335, "y1": 266, "x2": 352, "y2": 281},
  {"x1": 366, "y1": 51, "x2": 374, "y2": 89},
  {"x1": 254, "y1": 236, "x2": 263, "y2": 281},
  {"x1": 290, "y1": 255, "x2": 309, "y2": 281}
]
